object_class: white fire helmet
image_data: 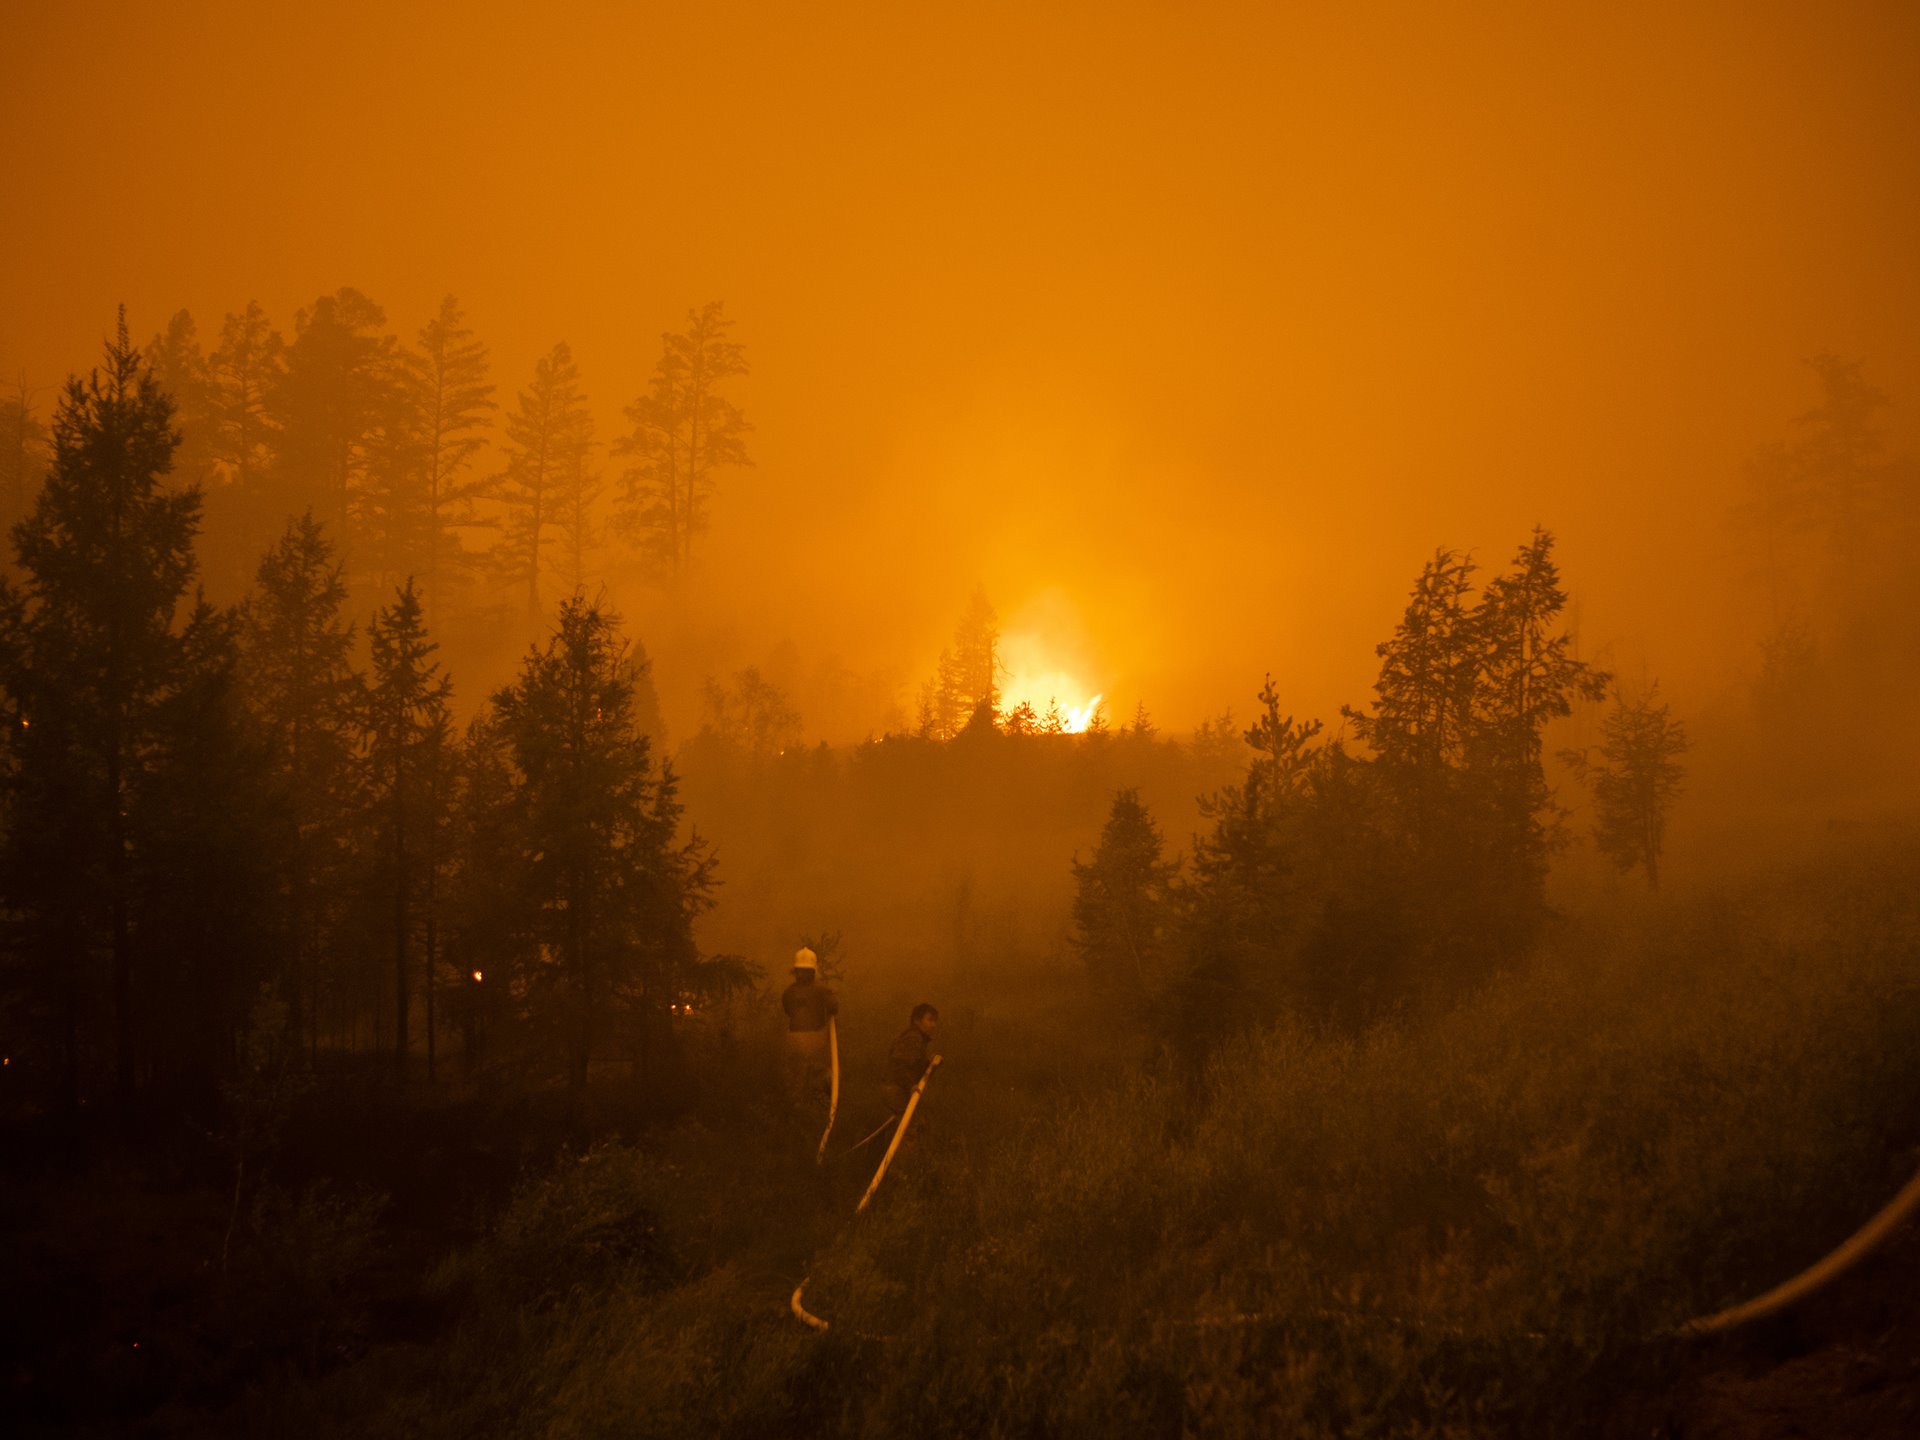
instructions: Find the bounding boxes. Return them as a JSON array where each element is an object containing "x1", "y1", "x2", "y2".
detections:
[{"x1": 793, "y1": 946, "x2": 818, "y2": 973}]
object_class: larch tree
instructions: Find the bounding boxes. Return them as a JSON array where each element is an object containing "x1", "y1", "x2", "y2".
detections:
[
  {"x1": 1732, "y1": 355, "x2": 1898, "y2": 624},
  {"x1": 364, "y1": 580, "x2": 451, "y2": 1083},
  {"x1": 203, "y1": 302, "x2": 286, "y2": 594},
  {"x1": 273, "y1": 288, "x2": 398, "y2": 559},
  {"x1": 393, "y1": 296, "x2": 496, "y2": 620},
  {"x1": 0, "y1": 313, "x2": 208, "y2": 1114},
  {"x1": 490, "y1": 344, "x2": 592, "y2": 624},
  {"x1": 1786, "y1": 355, "x2": 1893, "y2": 574},
  {"x1": 952, "y1": 586, "x2": 1001, "y2": 720},
  {"x1": 146, "y1": 310, "x2": 219, "y2": 496},
  {"x1": 1, "y1": 374, "x2": 52, "y2": 538},
  {"x1": 614, "y1": 301, "x2": 751, "y2": 577},
  {"x1": 699, "y1": 665, "x2": 802, "y2": 761},
  {"x1": 355, "y1": 398, "x2": 431, "y2": 598},
  {"x1": 915, "y1": 589, "x2": 1004, "y2": 739},
  {"x1": 917, "y1": 646, "x2": 968, "y2": 740},
  {"x1": 131, "y1": 595, "x2": 273, "y2": 1092},
  {"x1": 439, "y1": 713, "x2": 526, "y2": 1074},
  {"x1": 241, "y1": 512, "x2": 365, "y2": 1057},
  {"x1": 553, "y1": 439, "x2": 605, "y2": 597}
]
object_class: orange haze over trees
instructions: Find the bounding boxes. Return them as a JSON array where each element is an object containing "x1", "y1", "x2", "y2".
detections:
[
  {"x1": 5, "y1": 6, "x2": 1920, "y2": 1436},
  {"x1": 4, "y1": 0, "x2": 1919, "y2": 745}
]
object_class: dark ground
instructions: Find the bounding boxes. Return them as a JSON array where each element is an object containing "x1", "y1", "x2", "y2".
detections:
[{"x1": 5, "y1": 1082, "x2": 1916, "y2": 1438}]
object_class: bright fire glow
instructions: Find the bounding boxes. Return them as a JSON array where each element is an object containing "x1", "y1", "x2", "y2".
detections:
[
  {"x1": 999, "y1": 628, "x2": 1104, "y2": 734},
  {"x1": 1062, "y1": 694, "x2": 1104, "y2": 733}
]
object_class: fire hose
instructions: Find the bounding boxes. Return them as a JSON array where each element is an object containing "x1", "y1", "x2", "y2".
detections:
[
  {"x1": 791, "y1": 1056, "x2": 942, "y2": 1333},
  {"x1": 788, "y1": 1054, "x2": 1919, "y2": 1338},
  {"x1": 815, "y1": 1018, "x2": 840, "y2": 1165},
  {"x1": 1674, "y1": 1159, "x2": 1920, "y2": 1337}
]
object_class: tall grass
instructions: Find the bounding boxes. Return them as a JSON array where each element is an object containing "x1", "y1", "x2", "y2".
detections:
[{"x1": 245, "y1": 838, "x2": 1920, "y2": 1438}]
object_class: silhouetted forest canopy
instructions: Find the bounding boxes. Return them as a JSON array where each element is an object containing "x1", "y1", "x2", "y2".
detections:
[{"x1": 4, "y1": 302, "x2": 1919, "y2": 1439}]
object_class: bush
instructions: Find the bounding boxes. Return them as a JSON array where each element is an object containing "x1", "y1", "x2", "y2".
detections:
[{"x1": 472, "y1": 1142, "x2": 682, "y2": 1311}]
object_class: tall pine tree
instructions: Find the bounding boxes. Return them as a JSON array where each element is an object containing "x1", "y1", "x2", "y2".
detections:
[
  {"x1": 242, "y1": 513, "x2": 364, "y2": 1056},
  {"x1": 146, "y1": 310, "x2": 218, "y2": 496},
  {"x1": 273, "y1": 288, "x2": 397, "y2": 562},
  {"x1": 202, "y1": 301, "x2": 287, "y2": 593},
  {"x1": 489, "y1": 598, "x2": 711, "y2": 1088},
  {"x1": 614, "y1": 302, "x2": 751, "y2": 577},
  {"x1": 404, "y1": 296, "x2": 495, "y2": 622},
  {"x1": 489, "y1": 344, "x2": 592, "y2": 624},
  {"x1": 1564, "y1": 684, "x2": 1688, "y2": 890},
  {"x1": 364, "y1": 580, "x2": 451, "y2": 1083},
  {"x1": 0, "y1": 312, "x2": 210, "y2": 1112},
  {"x1": 1, "y1": 375, "x2": 52, "y2": 541}
]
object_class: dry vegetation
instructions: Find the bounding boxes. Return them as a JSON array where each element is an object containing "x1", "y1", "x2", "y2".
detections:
[{"x1": 119, "y1": 833, "x2": 1913, "y2": 1439}]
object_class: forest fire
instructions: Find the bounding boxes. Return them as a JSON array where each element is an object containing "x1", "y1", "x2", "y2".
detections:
[
  {"x1": 1062, "y1": 694, "x2": 1104, "y2": 733},
  {"x1": 995, "y1": 623, "x2": 1104, "y2": 734},
  {"x1": 3, "y1": 3, "x2": 1918, "y2": 1436},
  {"x1": 999, "y1": 669, "x2": 1105, "y2": 733}
]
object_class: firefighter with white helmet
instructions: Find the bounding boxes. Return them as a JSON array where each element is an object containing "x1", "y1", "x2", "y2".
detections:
[{"x1": 781, "y1": 946, "x2": 838, "y2": 1114}]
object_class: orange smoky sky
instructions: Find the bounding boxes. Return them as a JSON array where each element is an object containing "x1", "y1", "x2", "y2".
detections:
[{"x1": 4, "y1": 0, "x2": 1918, "y2": 735}]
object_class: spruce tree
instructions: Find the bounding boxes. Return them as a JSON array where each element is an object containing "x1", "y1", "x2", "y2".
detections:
[
  {"x1": 1469, "y1": 527, "x2": 1609, "y2": 888},
  {"x1": 489, "y1": 598, "x2": 712, "y2": 1088},
  {"x1": 1564, "y1": 685, "x2": 1688, "y2": 889},
  {"x1": 1341, "y1": 548, "x2": 1480, "y2": 819},
  {"x1": 1072, "y1": 789, "x2": 1179, "y2": 1010}
]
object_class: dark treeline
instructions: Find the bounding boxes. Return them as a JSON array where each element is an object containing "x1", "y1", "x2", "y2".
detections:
[
  {"x1": 0, "y1": 317, "x2": 720, "y2": 1120},
  {"x1": 1, "y1": 292, "x2": 751, "y2": 668},
  {"x1": 8, "y1": 315, "x2": 1918, "y2": 1129}
]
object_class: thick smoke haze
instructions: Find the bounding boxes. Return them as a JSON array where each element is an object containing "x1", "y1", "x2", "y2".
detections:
[
  {"x1": 7, "y1": 0, "x2": 1918, "y2": 737},
  {"x1": 8, "y1": 6, "x2": 1920, "y2": 1436}
]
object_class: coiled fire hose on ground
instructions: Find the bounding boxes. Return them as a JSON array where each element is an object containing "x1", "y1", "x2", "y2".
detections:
[
  {"x1": 815, "y1": 1018, "x2": 840, "y2": 1165},
  {"x1": 791, "y1": 1056, "x2": 942, "y2": 1332}
]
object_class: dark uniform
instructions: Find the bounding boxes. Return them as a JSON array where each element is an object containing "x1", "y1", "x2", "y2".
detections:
[
  {"x1": 781, "y1": 978, "x2": 838, "y2": 1033},
  {"x1": 780, "y1": 976, "x2": 837, "y2": 1105},
  {"x1": 881, "y1": 1025, "x2": 936, "y2": 1115}
]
